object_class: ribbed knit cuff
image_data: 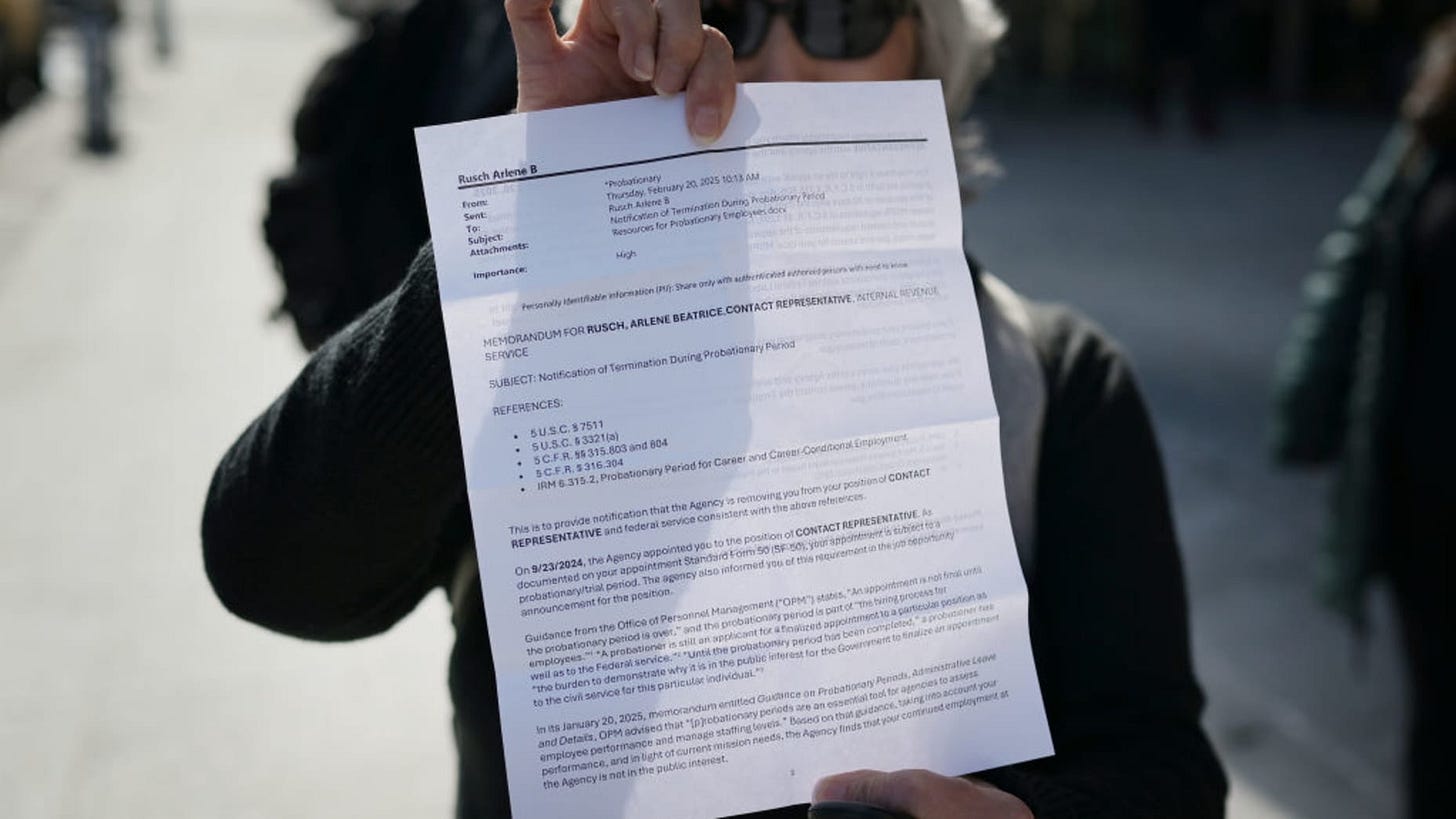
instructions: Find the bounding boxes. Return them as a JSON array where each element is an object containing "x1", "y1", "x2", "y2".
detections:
[{"x1": 345, "y1": 241, "x2": 466, "y2": 496}]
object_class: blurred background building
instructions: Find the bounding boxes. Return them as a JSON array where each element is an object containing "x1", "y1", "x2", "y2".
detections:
[
  {"x1": 0, "y1": 0, "x2": 46, "y2": 118},
  {"x1": 993, "y1": 0, "x2": 1450, "y2": 106}
]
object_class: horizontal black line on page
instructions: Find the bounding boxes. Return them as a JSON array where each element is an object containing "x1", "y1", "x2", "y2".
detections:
[{"x1": 455, "y1": 137, "x2": 929, "y2": 190}]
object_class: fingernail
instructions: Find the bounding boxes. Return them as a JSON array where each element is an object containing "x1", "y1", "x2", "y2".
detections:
[
  {"x1": 690, "y1": 107, "x2": 720, "y2": 144},
  {"x1": 634, "y1": 46, "x2": 655, "y2": 82}
]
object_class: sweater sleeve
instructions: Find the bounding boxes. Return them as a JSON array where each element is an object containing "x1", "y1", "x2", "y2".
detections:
[
  {"x1": 978, "y1": 306, "x2": 1227, "y2": 818},
  {"x1": 202, "y1": 243, "x2": 469, "y2": 641},
  {"x1": 1269, "y1": 125, "x2": 1412, "y2": 465}
]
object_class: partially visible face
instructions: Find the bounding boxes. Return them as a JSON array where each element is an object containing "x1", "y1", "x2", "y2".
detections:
[{"x1": 734, "y1": 15, "x2": 919, "y2": 83}]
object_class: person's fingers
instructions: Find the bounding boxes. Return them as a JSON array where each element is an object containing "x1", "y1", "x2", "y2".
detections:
[
  {"x1": 651, "y1": 0, "x2": 706, "y2": 95},
  {"x1": 813, "y1": 769, "x2": 920, "y2": 814},
  {"x1": 685, "y1": 25, "x2": 736, "y2": 143},
  {"x1": 813, "y1": 770, "x2": 1033, "y2": 819},
  {"x1": 596, "y1": 0, "x2": 660, "y2": 82},
  {"x1": 503, "y1": 0, "x2": 562, "y2": 67}
]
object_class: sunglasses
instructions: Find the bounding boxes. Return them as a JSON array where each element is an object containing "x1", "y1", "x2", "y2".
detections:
[{"x1": 702, "y1": 0, "x2": 916, "y2": 61}]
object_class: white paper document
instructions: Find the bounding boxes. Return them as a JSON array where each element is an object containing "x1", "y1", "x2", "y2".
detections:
[{"x1": 415, "y1": 81, "x2": 1052, "y2": 819}]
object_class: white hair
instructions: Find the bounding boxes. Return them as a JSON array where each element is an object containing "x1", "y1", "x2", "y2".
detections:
[
  {"x1": 915, "y1": 0, "x2": 1006, "y2": 122},
  {"x1": 917, "y1": 0, "x2": 1006, "y2": 196}
]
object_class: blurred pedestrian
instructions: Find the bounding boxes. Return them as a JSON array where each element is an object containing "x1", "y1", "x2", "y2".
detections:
[
  {"x1": 1272, "y1": 14, "x2": 1455, "y2": 819},
  {"x1": 1133, "y1": 0, "x2": 1222, "y2": 137},
  {"x1": 50, "y1": 0, "x2": 122, "y2": 152}
]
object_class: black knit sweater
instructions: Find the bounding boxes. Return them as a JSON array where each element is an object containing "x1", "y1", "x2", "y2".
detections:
[{"x1": 203, "y1": 245, "x2": 1227, "y2": 818}]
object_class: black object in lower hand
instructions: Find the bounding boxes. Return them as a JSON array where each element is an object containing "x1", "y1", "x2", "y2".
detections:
[{"x1": 808, "y1": 801, "x2": 914, "y2": 819}]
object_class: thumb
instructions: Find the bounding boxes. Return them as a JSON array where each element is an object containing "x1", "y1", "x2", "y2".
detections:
[
  {"x1": 813, "y1": 770, "x2": 911, "y2": 810},
  {"x1": 503, "y1": 0, "x2": 562, "y2": 64}
]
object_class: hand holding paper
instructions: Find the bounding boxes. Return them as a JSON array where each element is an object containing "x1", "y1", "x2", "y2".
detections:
[
  {"x1": 813, "y1": 770, "x2": 1033, "y2": 819},
  {"x1": 415, "y1": 81, "x2": 1052, "y2": 819},
  {"x1": 505, "y1": 0, "x2": 736, "y2": 142}
]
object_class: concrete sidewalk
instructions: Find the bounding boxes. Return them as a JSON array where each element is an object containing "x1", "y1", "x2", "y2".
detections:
[
  {"x1": 0, "y1": 2, "x2": 1406, "y2": 817},
  {"x1": 2, "y1": 3, "x2": 458, "y2": 817}
]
